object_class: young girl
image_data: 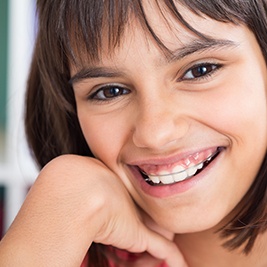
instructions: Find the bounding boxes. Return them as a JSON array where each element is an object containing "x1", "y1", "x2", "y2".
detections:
[{"x1": 1, "y1": 0, "x2": 267, "y2": 266}]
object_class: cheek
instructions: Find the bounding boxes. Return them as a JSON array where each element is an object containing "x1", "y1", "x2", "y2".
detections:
[
  {"x1": 78, "y1": 111, "x2": 131, "y2": 163},
  {"x1": 191, "y1": 79, "x2": 267, "y2": 187},
  {"x1": 210, "y1": 84, "x2": 267, "y2": 181},
  {"x1": 195, "y1": 77, "x2": 267, "y2": 144}
]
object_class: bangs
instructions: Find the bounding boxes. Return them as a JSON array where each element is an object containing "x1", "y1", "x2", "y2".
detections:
[
  {"x1": 36, "y1": 0, "x2": 267, "y2": 73},
  {"x1": 36, "y1": 0, "x2": 253, "y2": 71},
  {"x1": 61, "y1": 0, "x2": 132, "y2": 64}
]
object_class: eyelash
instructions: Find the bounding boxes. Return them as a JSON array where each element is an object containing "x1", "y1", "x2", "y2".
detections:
[
  {"x1": 88, "y1": 85, "x2": 131, "y2": 101},
  {"x1": 88, "y1": 62, "x2": 222, "y2": 101},
  {"x1": 180, "y1": 62, "x2": 222, "y2": 81}
]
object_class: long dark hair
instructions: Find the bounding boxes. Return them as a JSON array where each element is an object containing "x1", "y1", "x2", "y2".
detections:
[{"x1": 26, "y1": 0, "x2": 267, "y2": 266}]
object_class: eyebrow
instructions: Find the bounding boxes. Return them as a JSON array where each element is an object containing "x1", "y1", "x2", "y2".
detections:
[
  {"x1": 69, "y1": 38, "x2": 238, "y2": 85},
  {"x1": 69, "y1": 67, "x2": 124, "y2": 85},
  {"x1": 168, "y1": 38, "x2": 238, "y2": 62}
]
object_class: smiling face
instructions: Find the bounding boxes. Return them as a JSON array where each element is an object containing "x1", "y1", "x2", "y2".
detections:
[{"x1": 71, "y1": 4, "x2": 267, "y2": 234}]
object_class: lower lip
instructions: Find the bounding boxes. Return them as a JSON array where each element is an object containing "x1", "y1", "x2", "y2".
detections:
[{"x1": 129, "y1": 151, "x2": 223, "y2": 198}]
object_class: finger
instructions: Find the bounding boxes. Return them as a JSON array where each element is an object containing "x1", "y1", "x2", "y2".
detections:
[
  {"x1": 133, "y1": 224, "x2": 187, "y2": 267},
  {"x1": 146, "y1": 232, "x2": 188, "y2": 267}
]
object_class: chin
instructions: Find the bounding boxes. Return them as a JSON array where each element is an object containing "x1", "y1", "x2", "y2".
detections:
[{"x1": 154, "y1": 207, "x2": 229, "y2": 235}]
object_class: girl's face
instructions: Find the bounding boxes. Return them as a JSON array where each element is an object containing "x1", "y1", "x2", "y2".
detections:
[{"x1": 72, "y1": 4, "x2": 267, "y2": 233}]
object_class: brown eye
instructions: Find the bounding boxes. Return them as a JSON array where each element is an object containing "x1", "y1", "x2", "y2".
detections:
[
  {"x1": 90, "y1": 85, "x2": 130, "y2": 100},
  {"x1": 182, "y1": 63, "x2": 220, "y2": 80},
  {"x1": 102, "y1": 87, "x2": 123, "y2": 98}
]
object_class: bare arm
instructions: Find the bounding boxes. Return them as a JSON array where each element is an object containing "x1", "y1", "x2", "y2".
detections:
[{"x1": 0, "y1": 155, "x2": 187, "y2": 267}]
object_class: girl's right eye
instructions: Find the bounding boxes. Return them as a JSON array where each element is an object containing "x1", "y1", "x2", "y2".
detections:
[{"x1": 89, "y1": 85, "x2": 131, "y2": 101}]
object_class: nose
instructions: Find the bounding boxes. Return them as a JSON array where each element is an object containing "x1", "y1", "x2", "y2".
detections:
[{"x1": 132, "y1": 95, "x2": 189, "y2": 150}]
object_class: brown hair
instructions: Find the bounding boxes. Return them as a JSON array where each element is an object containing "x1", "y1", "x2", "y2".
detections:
[{"x1": 26, "y1": 0, "x2": 267, "y2": 265}]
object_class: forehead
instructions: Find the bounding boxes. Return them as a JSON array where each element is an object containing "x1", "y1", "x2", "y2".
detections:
[{"x1": 70, "y1": 3, "x2": 244, "y2": 72}]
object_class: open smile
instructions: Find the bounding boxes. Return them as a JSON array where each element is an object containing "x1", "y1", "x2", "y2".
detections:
[{"x1": 138, "y1": 147, "x2": 224, "y2": 186}]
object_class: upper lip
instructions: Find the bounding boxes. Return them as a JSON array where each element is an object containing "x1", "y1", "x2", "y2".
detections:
[{"x1": 126, "y1": 146, "x2": 223, "y2": 167}]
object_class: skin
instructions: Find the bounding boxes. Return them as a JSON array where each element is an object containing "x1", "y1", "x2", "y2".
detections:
[
  {"x1": 1, "y1": 3, "x2": 267, "y2": 267},
  {"x1": 0, "y1": 156, "x2": 185, "y2": 267},
  {"x1": 72, "y1": 4, "x2": 267, "y2": 266}
]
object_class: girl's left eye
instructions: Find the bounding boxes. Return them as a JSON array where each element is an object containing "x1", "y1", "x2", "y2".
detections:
[
  {"x1": 89, "y1": 85, "x2": 130, "y2": 100},
  {"x1": 181, "y1": 63, "x2": 221, "y2": 81}
]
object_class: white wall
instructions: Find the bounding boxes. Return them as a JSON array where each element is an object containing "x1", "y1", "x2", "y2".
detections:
[{"x1": 0, "y1": 0, "x2": 37, "y2": 232}]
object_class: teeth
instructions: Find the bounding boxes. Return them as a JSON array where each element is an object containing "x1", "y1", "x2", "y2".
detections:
[
  {"x1": 173, "y1": 165, "x2": 185, "y2": 173},
  {"x1": 145, "y1": 156, "x2": 212, "y2": 185},
  {"x1": 142, "y1": 147, "x2": 221, "y2": 185},
  {"x1": 149, "y1": 166, "x2": 186, "y2": 183},
  {"x1": 160, "y1": 175, "x2": 175, "y2": 185},
  {"x1": 186, "y1": 165, "x2": 198, "y2": 177},
  {"x1": 197, "y1": 162, "x2": 204, "y2": 169},
  {"x1": 173, "y1": 170, "x2": 187, "y2": 182},
  {"x1": 150, "y1": 176, "x2": 161, "y2": 184},
  {"x1": 147, "y1": 163, "x2": 198, "y2": 185}
]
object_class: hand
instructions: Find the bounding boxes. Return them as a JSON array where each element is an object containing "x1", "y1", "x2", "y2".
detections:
[
  {"x1": 0, "y1": 155, "x2": 187, "y2": 267},
  {"x1": 106, "y1": 211, "x2": 182, "y2": 267},
  {"x1": 77, "y1": 157, "x2": 187, "y2": 267}
]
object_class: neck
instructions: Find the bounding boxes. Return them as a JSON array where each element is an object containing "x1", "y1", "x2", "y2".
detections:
[{"x1": 174, "y1": 229, "x2": 267, "y2": 267}]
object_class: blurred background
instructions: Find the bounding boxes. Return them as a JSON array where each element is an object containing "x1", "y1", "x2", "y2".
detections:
[{"x1": 0, "y1": 0, "x2": 38, "y2": 237}]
